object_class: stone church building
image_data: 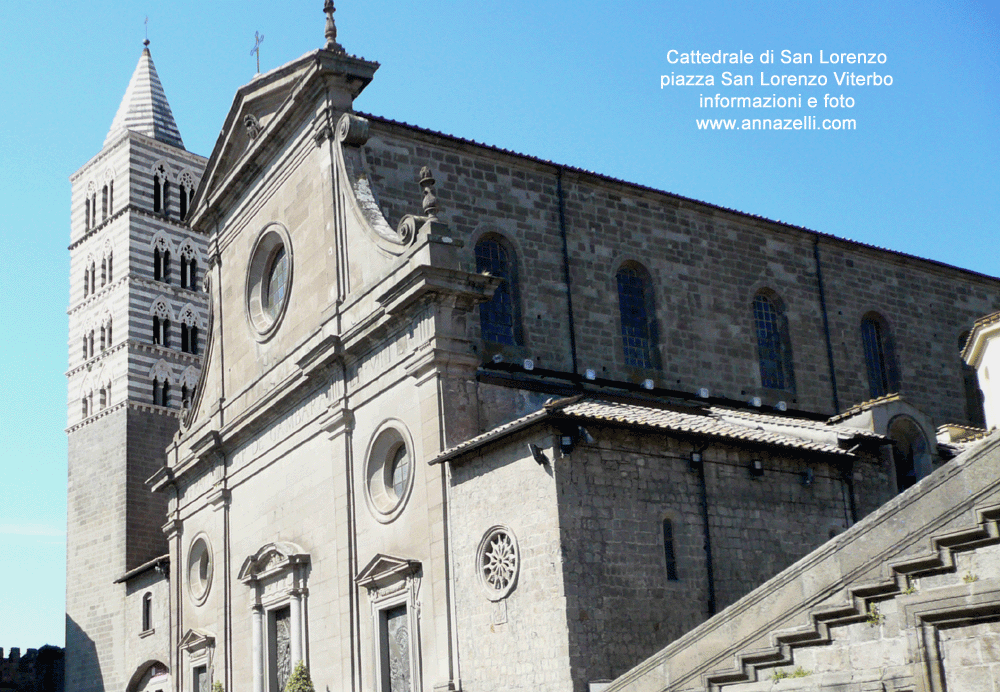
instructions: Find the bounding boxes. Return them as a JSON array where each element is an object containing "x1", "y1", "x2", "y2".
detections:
[{"x1": 66, "y1": 6, "x2": 1000, "y2": 692}]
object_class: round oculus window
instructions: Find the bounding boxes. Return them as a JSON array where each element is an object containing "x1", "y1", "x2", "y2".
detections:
[
  {"x1": 364, "y1": 424, "x2": 415, "y2": 523},
  {"x1": 477, "y1": 526, "x2": 519, "y2": 601},
  {"x1": 246, "y1": 224, "x2": 292, "y2": 340},
  {"x1": 187, "y1": 535, "x2": 213, "y2": 606}
]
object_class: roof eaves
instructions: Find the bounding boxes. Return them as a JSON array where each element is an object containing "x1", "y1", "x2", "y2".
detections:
[{"x1": 359, "y1": 113, "x2": 999, "y2": 283}]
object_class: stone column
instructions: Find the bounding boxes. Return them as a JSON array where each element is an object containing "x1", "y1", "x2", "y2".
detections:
[
  {"x1": 290, "y1": 590, "x2": 303, "y2": 667},
  {"x1": 252, "y1": 604, "x2": 264, "y2": 692}
]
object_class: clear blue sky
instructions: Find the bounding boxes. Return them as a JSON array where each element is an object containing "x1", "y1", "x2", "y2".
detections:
[{"x1": 0, "y1": 0, "x2": 997, "y2": 649}]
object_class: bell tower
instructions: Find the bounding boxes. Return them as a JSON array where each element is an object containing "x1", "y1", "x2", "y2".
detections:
[{"x1": 66, "y1": 42, "x2": 208, "y2": 692}]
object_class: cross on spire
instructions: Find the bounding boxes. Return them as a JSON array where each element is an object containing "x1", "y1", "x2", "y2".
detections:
[
  {"x1": 251, "y1": 31, "x2": 264, "y2": 73},
  {"x1": 144, "y1": 16, "x2": 149, "y2": 47}
]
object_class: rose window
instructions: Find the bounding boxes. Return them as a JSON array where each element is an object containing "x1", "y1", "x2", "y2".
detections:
[{"x1": 477, "y1": 526, "x2": 519, "y2": 601}]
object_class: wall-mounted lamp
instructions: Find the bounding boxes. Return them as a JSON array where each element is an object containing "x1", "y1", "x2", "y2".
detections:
[
  {"x1": 585, "y1": 368, "x2": 596, "y2": 381},
  {"x1": 492, "y1": 354, "x2": 503, "y2": 364},
  {"x1": 559, "y1": 434, "x2": 575, "y2": 455},
  {"x1": 642, "y1": 379, "x2": 654, "y2": 390},
  {"x1": 689, "y1": 451, "x2": 703, "y2": 472},
  {"x1": 776, "y1": 401, "x2": 788, "y2": 412},
  {"x1": 749, "y1": 459, "x2": 764, "y2": 477},
  {"x1": 802, "y1": 468, "x2": 814, "y2": 486},
  {"x1": 697, "y1": 387, "x2": 710, "y2": 399},
  {"x1": 523, "y1": 359, "x2": 535, "y2": 371},
  {"x1": 749, "y1": 397, "x2": 762, "y2": 408},
  {"x1": 528, "y1": 443, "x2": 549, "y2": 465}
]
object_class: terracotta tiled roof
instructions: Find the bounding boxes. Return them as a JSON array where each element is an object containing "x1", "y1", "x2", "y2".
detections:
[
  {"x1": 431, "y1": 396, "x2": 885, "y2": 465},
  {"x1": 827, "y1": 393, "x2": 902, "y2": 424}
]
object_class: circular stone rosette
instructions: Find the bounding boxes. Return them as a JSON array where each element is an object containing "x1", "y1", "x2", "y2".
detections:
[{"x1": 476, "y1": 525, "x2": 519, "y2": 601}]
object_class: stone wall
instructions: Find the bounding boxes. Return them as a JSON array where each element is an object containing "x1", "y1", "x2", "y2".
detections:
[
  {"x1": 360, "y1": 117, "x2": 1000, "y2": 430},
  {"x1": 606, "y1": 433, "x2": 1000, "y2": 692},
  {"x1": 554, "y1": 424, "x2": 892, "y2": 691},
  {"x1": 449, "y1": 428, "x2": 575, "y2": 692}
]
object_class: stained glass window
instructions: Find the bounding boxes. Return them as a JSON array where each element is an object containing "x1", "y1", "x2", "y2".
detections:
[
  {"x1": 475, "y1": 238, "x2": 517, "y2": 346},
  {"x1": 861, "y1": 314, "x2": 898, "y2": 398},
  {"x1": 264, "y1": 246, "x2": 288, "y2": 322},
  {"x1": 616, "y1": 265, "x2": 657, "y2": 369},
  {"x1": 753, "y1": 295, "x2": 786, "y2": 389}
]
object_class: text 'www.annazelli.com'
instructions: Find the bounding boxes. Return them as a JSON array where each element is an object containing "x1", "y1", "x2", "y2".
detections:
[{"x1": 696, "y1": 116, "x2": 856, "y2": 131}]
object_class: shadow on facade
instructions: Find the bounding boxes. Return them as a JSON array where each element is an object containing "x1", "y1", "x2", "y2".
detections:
[{"x1": 65, "y1": 615, "x2": 102, "y2": 692}]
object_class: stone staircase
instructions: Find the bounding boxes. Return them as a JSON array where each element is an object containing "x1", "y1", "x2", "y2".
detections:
[{"x1": 607, "y1": 433, "x2": 1000, "y2": 692}]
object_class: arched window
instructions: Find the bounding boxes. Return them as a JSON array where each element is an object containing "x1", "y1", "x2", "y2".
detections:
[
  {"x1": 101, "y1": 258, "x2": 107, "y2": 287},
  {"x1": 88, "y1": 331, "x2": 95, "y2": 358},
  {"x1": 82, "y1": 397, "x2": 89, "y2": 419},
  {"x1": 107, "y1": 252, "x2": 113, "y2": 283},
  {"x1": 153, "y1": 316, "x2": 170, "y2": 348},
  {"x1": 474, "y1": 236, "x2": 521, "y2": 346},
  {"x1": 102, "y1": 184, "x2": 108, "y2": 220},
  {"x1": 753, "y1": 293, "x2": 795, "y2": 391},
  {"x1": 84, "y1": 197, "x2": 91, "y2": 231},
  {"x1": 153, "y1": 377, "x2": 171, "y2": 407},
  {"x1": 154, "y1": 247, "x2": 171, "y2": 283},
  {"x1": 108, "y1": 180, "x2": 114, "y2": 216},
  {"x1": 179, "y1": 244, "x2": 198, "y2": 290},
  {"x1": 860, "y1": 312, "x2": 899, "y2": 398},
  {"x1": 888, "y1": 415, "x2": 929, "y2": 493},
  {"x1": 91, "y1": 191, "x2": 98, "y2": 228},
  {"x1": 181, "y1": 323, "x2": 199, "y2": 355},
  {"x1": 106, "y1": 318, "x2": 112, "y2": 347},
  {"x1": 99, "y1": 387, "x2": 107, "y2": 410},
  {"x1": 142, "y1": 593, "x2": 153, "y2": 632},
  {"x1": 616, "y1": 262, "x2": 658, "y2": 369}
]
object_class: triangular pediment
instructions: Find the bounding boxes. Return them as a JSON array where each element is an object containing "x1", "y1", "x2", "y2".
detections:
[
  {"x1": 190, "y1": 49, "x2": 377, "y2": 231},
  {"x1": 238, "y1": 541, "x2": 309, "y2": 582},
  {"x1": 356, "y1": 553, "x2": 421, "y2": 589},
  {"x1": 179, "y1": 628, "x2": 214, "y2": 652}
]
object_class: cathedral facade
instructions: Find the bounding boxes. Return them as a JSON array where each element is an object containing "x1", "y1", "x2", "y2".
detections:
[{"x1": 67, "y1": 9, "x2": 1000, "y2": 692}]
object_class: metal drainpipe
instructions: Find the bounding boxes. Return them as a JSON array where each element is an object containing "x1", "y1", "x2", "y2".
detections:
[
  {"x1": 812, "y1": 237, "x2": 840, "y2": 413},
  {"x1": 556, "y1": 168, "x2": 580, "y2": 384},
  {"x1": 695, "y1": 449, "x2": 717, "y2": 617}
]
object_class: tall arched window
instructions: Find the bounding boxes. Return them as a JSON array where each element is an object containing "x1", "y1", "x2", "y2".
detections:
[
  {"x1": 474, "y1": 236, "x2": 520, "y2": 346},
  {"x1": 860, "y1": 312, "x2": 900, "y2": 398},
  {"x1": 102, "y1": 184, "x2": 109, "y2": 220},
  {"x1": 153, "y1": 377, "x2": 171, "y2": 407},
  {"x1": 616, "y1": 262, "x2": 658, "y2": 369},
  {"x1": 142, "y1": 593, "x2": 153, "y2": 632},
  {"x1": 753, "y1": 293, "x2": 795, "y2": 391}
]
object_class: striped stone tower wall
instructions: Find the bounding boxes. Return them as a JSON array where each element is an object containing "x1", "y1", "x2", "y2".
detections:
[{"x1": 66, "y1": 46, "x2": 207, "y2": 692}]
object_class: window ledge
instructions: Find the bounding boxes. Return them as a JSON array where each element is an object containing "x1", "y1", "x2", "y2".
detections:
[{"x1": 139, "y1": 627, "x2": 155, "y2": 638}]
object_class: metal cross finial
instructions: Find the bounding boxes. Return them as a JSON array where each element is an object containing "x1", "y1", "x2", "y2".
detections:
[
  {"x1": 143, "y1": 16, "x2": 150, "y2": 47},
  {"x1": 324, "y1": 0, "x2": 344, "y2": 53},
  {"x1": 251, "y1": 31, "x2": 265, "y2": 73}
]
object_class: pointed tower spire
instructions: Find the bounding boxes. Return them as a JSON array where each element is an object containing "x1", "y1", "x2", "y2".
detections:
[{"x1": 104, "y1": 44, "x2": 185, "y2": 149}]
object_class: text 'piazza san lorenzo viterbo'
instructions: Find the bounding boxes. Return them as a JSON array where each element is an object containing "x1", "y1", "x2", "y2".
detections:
[{"x1": 660, "y1": 49, "x2": 893, "y2": 132}]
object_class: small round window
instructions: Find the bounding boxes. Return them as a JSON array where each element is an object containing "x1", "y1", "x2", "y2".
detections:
[
  {"x1": 246, "y1": 224, "x2": 292, "y2": 340},
  {"x1": 364, "y1": 424, "x2": 415, "y2": 523},
  {"x1": 187, "y1": 535, "x2": 213, "y2": 606},
  {"x1": 477, "y1": 526, "x2": 519, "y2": 601}
]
